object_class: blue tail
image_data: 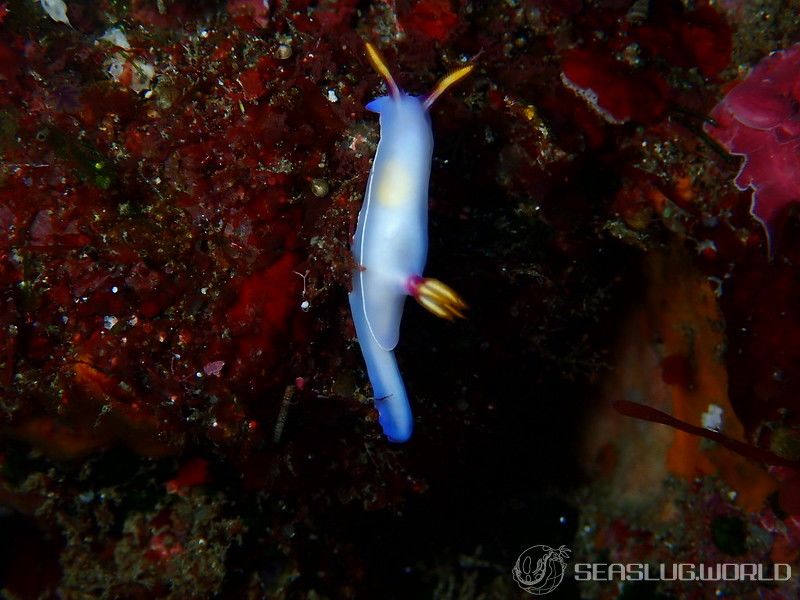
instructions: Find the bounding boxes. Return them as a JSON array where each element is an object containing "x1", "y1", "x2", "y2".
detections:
[{"x1": 348, "y1": 287, "x2": 413, "y2": 443}]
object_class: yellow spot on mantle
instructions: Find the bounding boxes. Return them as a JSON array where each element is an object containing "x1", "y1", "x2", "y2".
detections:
[{"x1": 376, "y1": 160, "x2": 411, "y2": 207}]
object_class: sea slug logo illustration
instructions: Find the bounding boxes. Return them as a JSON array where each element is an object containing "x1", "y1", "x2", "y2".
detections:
[{"x1": 512, "y1": 544, "x2": 571, "y2": 595}]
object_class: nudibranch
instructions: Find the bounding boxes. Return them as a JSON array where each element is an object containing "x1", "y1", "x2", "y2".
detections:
[{"x1": 349, "y1": 43, "x2": 472, "y2": 443}]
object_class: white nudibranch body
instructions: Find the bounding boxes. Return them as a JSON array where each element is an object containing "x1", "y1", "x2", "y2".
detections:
[
  {"x1": 349, "y1": 44, "x2": 471, "y2": 443},
  {"x1": 355, "y1": 94, "x2": 432, "y2": 353},
  {"x1": 349, "y1": 96, "x2": 431, "y2": 443}
]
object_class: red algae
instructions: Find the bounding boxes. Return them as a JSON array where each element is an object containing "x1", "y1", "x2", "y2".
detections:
[
  {"x1": 706, "y1": 43, "x2": 800, "y2": 250},
  {"x1": 561, "y1": 48, "x2": 668, "y2": 124},
  {"x1": 635, "y1": 2, "x2": 732, "y2": 78},
  {"x1": 398, "y1": 0, "x2": 461, "y2": 43},
  {"x1": 226, "y1": 0, "x2": 271, "y2": 30},
  {"x1": 166, "y1": 457, "x2": 209, "y2": 494}
]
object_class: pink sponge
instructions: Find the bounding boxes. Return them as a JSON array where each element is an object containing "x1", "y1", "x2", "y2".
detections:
[{"x1": 705, "y1": 44, "x2": 800, "y2": 253}]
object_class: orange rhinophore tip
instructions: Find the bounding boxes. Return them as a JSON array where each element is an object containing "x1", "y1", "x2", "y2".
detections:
[
  {"x1": 423, "y1": 64, "x2": 474, "y2": 110},
  {"x1": 409, "y1": 277, "x2": 468, "y2": 321},
  {"x1": 365, "y1": 42, "x2": 400, "y2": 99}
]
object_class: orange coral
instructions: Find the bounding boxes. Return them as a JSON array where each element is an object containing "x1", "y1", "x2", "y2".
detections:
[{"x1": 591, "y1": 244, "x2": 777, "y2": 511}]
